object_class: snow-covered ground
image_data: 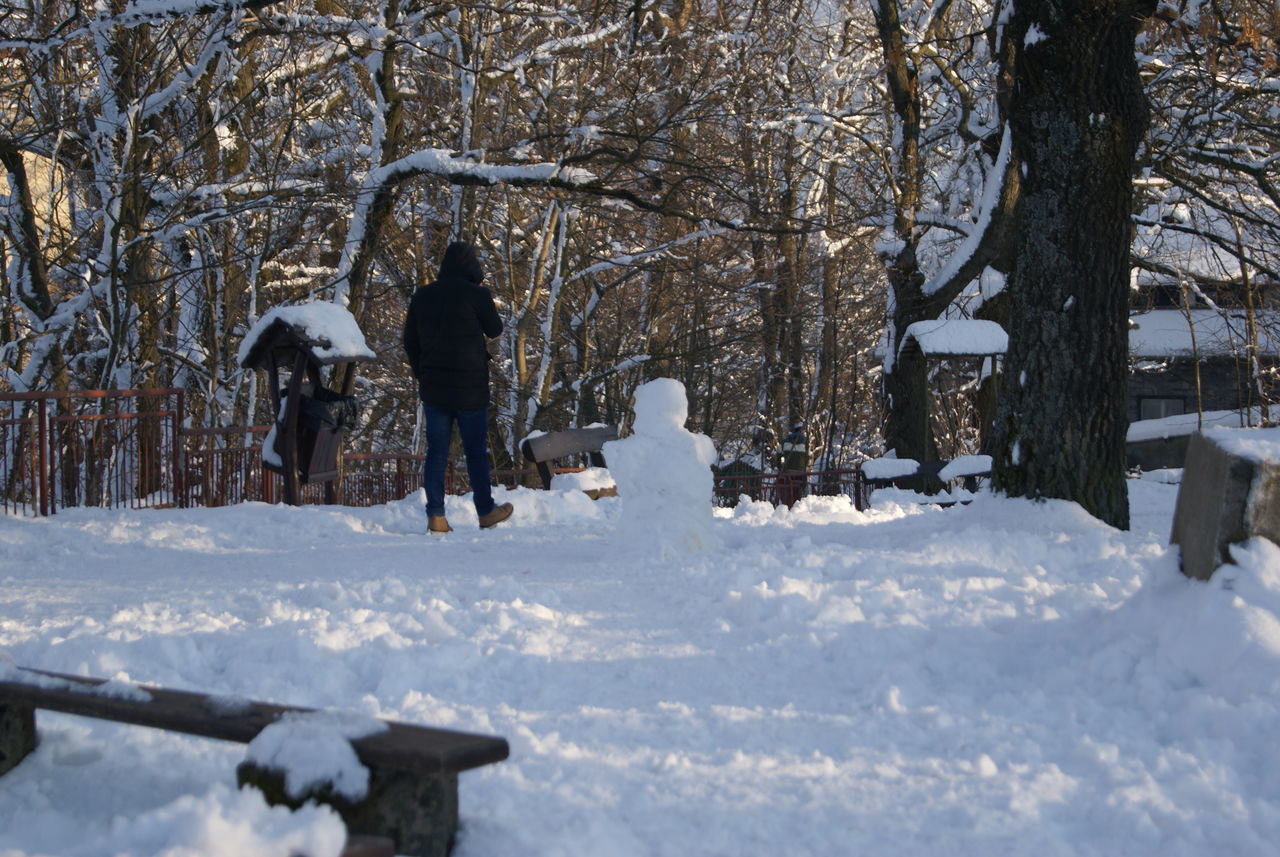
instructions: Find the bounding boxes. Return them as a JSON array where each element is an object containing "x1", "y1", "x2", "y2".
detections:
[{"x1": 3, "y1": 476, "x2": 1280, "y2": 857}]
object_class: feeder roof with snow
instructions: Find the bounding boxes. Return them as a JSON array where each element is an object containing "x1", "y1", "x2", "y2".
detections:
[
  {"x1": 899, "y1": 319, "x2": 1008, "y2": 358},
  {"x1": 238, "y1": 301, "x2": 377, "y2": 370}
]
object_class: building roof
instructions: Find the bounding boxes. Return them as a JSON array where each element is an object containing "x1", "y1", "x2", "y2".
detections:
[{"x1": 1129, "y1": 309, "x2": 1280, "y2": 359}]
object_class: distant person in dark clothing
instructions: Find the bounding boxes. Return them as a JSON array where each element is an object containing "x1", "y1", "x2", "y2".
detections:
[
  {"x1": 403, "y1": 240, "x2": 513, "y2": 533},
  {"x1": 775, "y1": 424, "x2": 809, "y2": 507}
]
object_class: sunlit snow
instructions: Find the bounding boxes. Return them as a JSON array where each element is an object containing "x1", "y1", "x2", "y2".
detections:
[{"x1": 3, "y1": 475, "x2": 1280, "y2": 856}]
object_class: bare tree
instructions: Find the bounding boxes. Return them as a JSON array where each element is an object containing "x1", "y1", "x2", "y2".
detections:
[{"x1": 870, "y1": 0, "x2": 1018, "y2": 463}]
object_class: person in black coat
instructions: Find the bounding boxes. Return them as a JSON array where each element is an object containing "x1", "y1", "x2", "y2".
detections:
[
  {"x1": 774, "y1": 424, "x2": 808, "y2": 507},
  {"x1": 403, "y1": 240, "x2": 513, "y2": 532}
]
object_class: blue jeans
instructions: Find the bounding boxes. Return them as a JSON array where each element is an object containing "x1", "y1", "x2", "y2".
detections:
[{"x1": 422, "y1": 405, "x2": 496, "y2": 518}]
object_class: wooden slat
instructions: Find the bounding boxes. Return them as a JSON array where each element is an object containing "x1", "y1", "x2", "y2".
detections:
[
  {"x1": 2, "y1": 669, "x2": 508, "y2": 775},
  {"x1": 340, "y1": 836, "x2": 395, "y2": 857}
]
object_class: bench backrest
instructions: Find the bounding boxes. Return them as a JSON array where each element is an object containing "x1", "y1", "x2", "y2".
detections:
[
  {"x1": 861, "y1": 456, "x2": 991, "y2": 486},
  {"x1": 520, "y1": 425, "x2": 619, "y2": 489}
]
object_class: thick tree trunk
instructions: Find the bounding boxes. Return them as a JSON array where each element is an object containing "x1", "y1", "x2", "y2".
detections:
[
  {"x1": 883, "y1": 338, "x2": 936, "y2": 463},
  {"x1": 992, "y1": 0, "x2": 1156, "y2": 530}
]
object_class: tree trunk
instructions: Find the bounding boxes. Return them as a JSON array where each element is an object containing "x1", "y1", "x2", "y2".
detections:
[
  {"x1": 883, "y1": 335, "x2": 936, "y2": 463},
  {"x1": 873, "y1": 0, "x2": 927, "y2": 461},
  {"x1": 992, "y1": 0, "x2": 1156, "y2": 530}
]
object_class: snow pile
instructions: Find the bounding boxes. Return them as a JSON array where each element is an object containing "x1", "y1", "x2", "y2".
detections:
[
  {"x1": 1206, "y1": 425, "x2": 1280, "y2": 464},
  {"x1": 1129, "y1": 309, "x2": 1280, "y2": 358},
  {"x1": 861, "y1": 456, "x2": 920, "y2": 479},
  {"x1": 61, "y1": 785, "x2": 346, "y2": 857},
  {"x1": 244, "y1": 710, "x2": 388, "y2": 801},
  {"x1": 6, "y1": 478, "x2": 1280, "y2": 855},
  {"x1": 1153, "y1": 538, "x2": 1280, "y2": 704},
  {"x1": 862, "y1": 455, "x2": 991, "y2": 482},
  {"x1": 603, "y1": 378, "x2": 718, "y2": 559},
  {"x1": 91, "y1": 676, "x2": 154, "y2": 702},
  {"x1": 938, "y1": 454, "x2": 992, "y2": 479},
  {"x1": 549, "y1": 466, "x2": 615, "y2": 494}
]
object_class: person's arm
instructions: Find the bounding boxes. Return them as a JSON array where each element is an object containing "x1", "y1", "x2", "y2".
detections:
[
  {"x1": 403, "y1": 293, "x2": 421, "y2": 371},
  {"x1": 477, "y1": 287, "x2": 503, "y2": 338}
]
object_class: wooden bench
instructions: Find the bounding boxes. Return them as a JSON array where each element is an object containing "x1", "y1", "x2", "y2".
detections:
[
  {"x1": 520, "y1": 425, "x2": 619, "y2": 493},
  {"x1": 0, "y1": 666, "x2": 508, "y2": 857}
]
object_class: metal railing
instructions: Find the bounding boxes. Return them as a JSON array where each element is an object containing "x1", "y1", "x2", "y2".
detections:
[
  {"x1": 713, "y1": 469, "x2": 868, "y2": 510},
  {"x1": 0, "y1": 398, "x2": 40, "y2": 516},
  {"x1": 1, "y1": 389, "x2": 184, "y2": 516},
  {"x1": 184, "y1": 424, "x2": 275, "y2": 507},
  {"x1": 0, "y1": 390, "x2": 552, "y2": 515},
  {"x1": 2, "y1": 389, "x2": 871, "y2": 515}
]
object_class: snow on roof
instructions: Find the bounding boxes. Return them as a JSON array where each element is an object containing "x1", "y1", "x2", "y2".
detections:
[
  {"x1": 1132, "y1": 204, "x2": 1247, "y2": 286},
  {"x1": 1126, "y1": 408, "x2": 1268, "y2": 443},
  {"x1": 1129, "y1": 309, "x2": 1280, "y2": 358},
  {"x1": 900, "y1": 319, "x2": 1008, "y2": 357},
  {"x1": 881, "y1": 309, "x2": 1278, "y2": 366},
  {"x1": 237, "y1": 301, "x2": 376, "y2": 368}
]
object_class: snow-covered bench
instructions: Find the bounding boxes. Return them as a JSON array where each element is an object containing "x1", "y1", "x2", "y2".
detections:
[
  {"x1": 860, "y1": 455, "x2": 992, "y2": 504},
  {"x1": 0, "y1": 666, "x2": 508, "y2": 857},
  {"x1": 520, "y1": 425, "x2": 619, "y2": 493}
]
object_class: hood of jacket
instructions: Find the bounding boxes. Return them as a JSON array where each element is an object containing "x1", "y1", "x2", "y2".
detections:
[{"x1": 437, "y1": 241, "x2": 485, "y2": 284}]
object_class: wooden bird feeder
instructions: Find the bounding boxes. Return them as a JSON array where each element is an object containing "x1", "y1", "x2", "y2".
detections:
[{"x1": 239, "y1": 303, "x2": 375, "y2": 505}]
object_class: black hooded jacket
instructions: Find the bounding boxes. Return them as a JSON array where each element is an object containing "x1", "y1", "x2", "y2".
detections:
[{"x1": 403, "y1": 241, "x2": 504, "y2": 411}]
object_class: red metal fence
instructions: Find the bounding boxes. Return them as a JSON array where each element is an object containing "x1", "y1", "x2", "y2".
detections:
[
  {"x1": 713, "y1": 469, "x2": 866, "y2": 509},
  {"x1": 1, "y1": 389, "x2": 183, "y2": 516},
  {"x1": 184, "y1": 424, "x2": 277, "y2": 507},
  {"x1": 1, "y1": 389, "x2": 869, "y2": 516},
  {"x1": 0, "y1": 389, "x2": 562, "y2": 516}
]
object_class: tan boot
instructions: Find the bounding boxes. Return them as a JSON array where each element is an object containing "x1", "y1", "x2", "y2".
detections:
[
  {"x1": 428, "y1": 516, "x2": 453, "y2": 534},
  {"x1": 478, "y1": 502, "x2": 513, "y2": 529}
]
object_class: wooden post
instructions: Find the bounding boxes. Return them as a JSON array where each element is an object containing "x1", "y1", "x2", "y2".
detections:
[
  {"x1": 280, "y1": 351, "x2": 308, "y2": 506},
  {"x1": 238, "y1": 762, "x2": 459, "y2": 857},
  {"x1": 173, "y1": 389, "x2": 186, "y2": 508},
  {"x1": 326, "y1": 362, "x2": 358, "y2": 506},
  {"x1": 37, "y1": 398, "x2": 48, "y2": 516},
  {"x1": 263, "y1": 464, "x2": 276, "y2": 505},
  {"x1": 0, "y1": 703, "x2": 37, "y2": 776}
]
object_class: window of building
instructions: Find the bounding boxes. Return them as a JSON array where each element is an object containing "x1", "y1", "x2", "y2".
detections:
[{"x1": 1139, "y1": 397, "x2": 1185, "y2": 421}]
